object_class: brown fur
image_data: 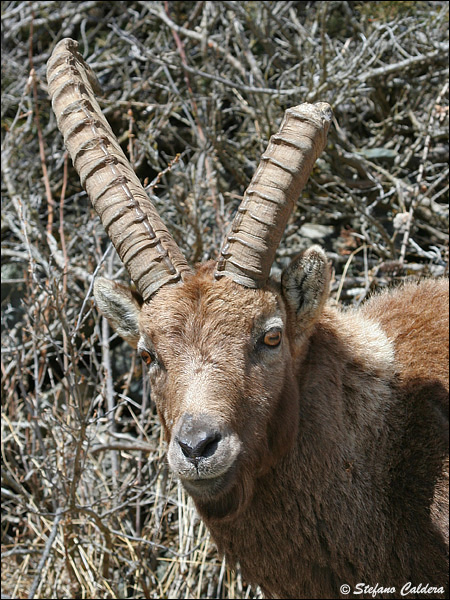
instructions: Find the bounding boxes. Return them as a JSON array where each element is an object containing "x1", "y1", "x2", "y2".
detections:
[{"x1": 95, "y1": 260, "x2": 449, "y2": 599}]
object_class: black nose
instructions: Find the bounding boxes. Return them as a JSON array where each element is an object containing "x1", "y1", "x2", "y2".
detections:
[{"x1": 176, "y1": 414, "x2": 222, "y2": 464}]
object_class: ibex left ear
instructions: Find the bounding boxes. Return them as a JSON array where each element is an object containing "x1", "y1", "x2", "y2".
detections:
[{"x1": 281, "y1": 245, "x2": 330, "y2": 335}]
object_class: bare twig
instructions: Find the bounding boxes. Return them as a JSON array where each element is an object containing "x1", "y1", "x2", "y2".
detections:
[
  {"x1": 28, "y1": 508, "x2": 64, "y2": 599},
  {"x1": 399, "y1": 81, "x2": 449, "y2": 266}
]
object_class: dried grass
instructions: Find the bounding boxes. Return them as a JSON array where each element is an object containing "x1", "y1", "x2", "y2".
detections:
[{"x1": 1, "y1": 1, "x2": 448, "y2": 598}]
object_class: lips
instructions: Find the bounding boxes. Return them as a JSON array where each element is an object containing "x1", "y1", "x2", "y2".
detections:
[{"x1": 178, "y1": 462, "x2": 237, "y2": 500}]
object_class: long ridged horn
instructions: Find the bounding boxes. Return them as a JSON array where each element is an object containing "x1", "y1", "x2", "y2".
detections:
[
  {"x1": 215, "y1": 102, "x2": 333, "y2": 288},
  {"x1": 47, "y1": 38, "x2": 192, "y2": 301}
]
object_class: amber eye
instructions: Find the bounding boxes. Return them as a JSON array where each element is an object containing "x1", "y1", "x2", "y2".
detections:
[
  {"x1": 263, "y1": 329, "x2": 282, "y2": 347},
  {"x1": 140, "y1": 350, "x2": 153, "y2": 365}
]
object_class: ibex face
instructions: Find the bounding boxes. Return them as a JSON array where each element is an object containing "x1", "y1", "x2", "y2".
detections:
[
  {"x1": 95, "y1": 246, "x2": 330, "y2": 516},
  {"x1": 142, "y1": 269, "x2": 290, "y2": 508}
]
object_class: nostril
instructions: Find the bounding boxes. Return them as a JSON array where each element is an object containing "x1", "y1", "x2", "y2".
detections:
[
  {"x1": 178, "y1": 432, "x2": 221, "y2": 462},
  {"x1": 196, "y1": 433, "x2": 221, "y2": 459}
]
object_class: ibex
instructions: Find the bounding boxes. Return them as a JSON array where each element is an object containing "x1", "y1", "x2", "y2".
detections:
[{"x1": 47, "y1": 39, "x2": 449, "y2": 599}]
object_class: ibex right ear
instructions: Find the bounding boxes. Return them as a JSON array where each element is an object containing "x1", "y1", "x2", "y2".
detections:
[
  {"x1": 93, "y1": 277, "x2": 142, "y2": 348},
  {"x1": 281, "y1": 246, "x2": 330, "y2": 337}
]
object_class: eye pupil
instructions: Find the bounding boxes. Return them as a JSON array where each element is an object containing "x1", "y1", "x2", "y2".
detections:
[{"x1": 263, "y1": 330, "x2": 282, "y2": 347}]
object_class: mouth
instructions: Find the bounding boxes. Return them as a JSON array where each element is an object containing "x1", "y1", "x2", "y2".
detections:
[
  {"x1": 179, "y1": 462, "x2": 250, "y2": 520},
  {"x1": 179, "y1": 464, "x2": 236, "y2": 500}
]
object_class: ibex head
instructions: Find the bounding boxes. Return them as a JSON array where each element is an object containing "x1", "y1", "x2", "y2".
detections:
[{"x1": 47, "y1": 39, "x2": 332, "y2": 518}]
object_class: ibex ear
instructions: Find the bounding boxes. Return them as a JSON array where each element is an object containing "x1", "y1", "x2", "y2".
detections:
[
  {"x1": 281, "y1": 246, "x2": 330, "y2": 336},
  {"x1": 93, "y1": 277, "x2": 142, "y2": 348}
]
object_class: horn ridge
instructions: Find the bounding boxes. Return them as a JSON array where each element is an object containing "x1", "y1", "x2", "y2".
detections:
[
  {"x1": 47, "y1": 38, "x2": 191, "y2": 301},
  {"x1": 215, "y1": 102, "x2": 333, "y2": 288}
]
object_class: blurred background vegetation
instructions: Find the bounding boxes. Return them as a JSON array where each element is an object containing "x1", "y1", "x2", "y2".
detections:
[{"x1": 1, "y1": 1, "x2": 448, "y2": 598}]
